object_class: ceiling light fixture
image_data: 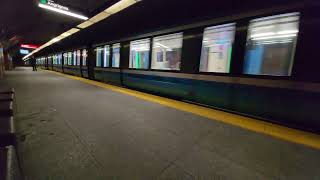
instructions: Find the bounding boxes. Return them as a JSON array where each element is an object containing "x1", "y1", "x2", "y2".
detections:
[
  {"x1": 77, "y1": 21, "x2": 94, "y2": 29},
  {"x1": 38, "y1": 3, "x2": 89, "y2": 20},
  {"x1": 104, "y1": 0, "x2": 137, "y2": 14}
]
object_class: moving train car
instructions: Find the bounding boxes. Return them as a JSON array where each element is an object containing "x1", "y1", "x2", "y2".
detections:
[{"x1": 36, "y1": 3, "x2": 320, "y2": 132}]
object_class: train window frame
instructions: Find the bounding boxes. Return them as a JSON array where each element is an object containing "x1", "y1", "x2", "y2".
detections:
[
  {"x1": 55, "y1": 55, "x2": 58, "y2": 65},
  {"x1": 76, "y1": 50, "x2": 81, "y2": 66},
  {"x1": 82, "y1": 49, "x2": 88, "y2": 67},
  {"x1": 68, "y1": 52, "x2": 72, "y2": 66},
  {"x1": 95, "y1": 47, "x2": 104, "y2": 68},
  {"x1": 63, "y1": 53, "x2": 68, "y2": 66},
  {"x1": 103, "y1": 45, "x2": 111, "y2": 68},
  {"x1": 150, "y1": 32, "x2": 184, "y2": 72},
  {"x1": 53, "y1": 55, "x2": 55, "y2": 65},
  {"x1": 73, "y1": 51, "x2": 77, "y2": 66},
  {"x1": 129, "y1": 38, "x2": 151, "y2": 70},
  {"x1": 111, "y1": 43, "x2": 121, "y2": 68},
  {"x1": 199, "y1": 23, "x2": 236, "y2": 74},
  {"x1": 59, "y1": 54, "x2": 62, "y2": 65},
  {"x1": 242, "y1": 12, "x2": 300, "y2": 77}
]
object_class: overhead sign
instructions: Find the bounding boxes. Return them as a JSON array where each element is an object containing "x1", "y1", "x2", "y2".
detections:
[
  {"x1": 20, "y1": 49, "x2": 30, "y2": 55},
  {"x1": 40, "y1": 0, "x2": 68, "y2": 11},
  {"x1": 20, "y1": 44, "x2": 39, "y2": 49},
  {"x1": 38, "y1": 0, "x2": 88, "y2": 20}
]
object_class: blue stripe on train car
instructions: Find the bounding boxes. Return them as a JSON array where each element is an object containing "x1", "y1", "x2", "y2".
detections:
[
  {"x1": 53, "y1": 66, "x2": 63, "y2": 72},
  {"x1": 122, "y1": 72, "x2": 320, "y2": 132},
  {"x1": 122, "y1": 72, "x2": 192, "y2": 99},
  {"x1": 94, "y1": 69, "x2": 122, "y2": 85},
  {"x1": 81, "y1": 68, "x2": 89, "y2": 78},
  {"x1": 64, "y1": 66, "x2": 81, "y2": 77}
]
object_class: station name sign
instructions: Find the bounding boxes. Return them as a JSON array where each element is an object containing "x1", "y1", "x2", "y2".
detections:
[{"x1": 40, "y1": 0, "x2": 69, "y2": 11}]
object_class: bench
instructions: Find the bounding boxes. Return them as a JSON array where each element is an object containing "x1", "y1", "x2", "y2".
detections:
[
  {"x1": 0, "y1": 88, "x2": 15, "y2": 94},
  {"x1": 0, "y1": 117, "x2": 16, "y2": 147},
  {"x1": 0, "y1": 101, "x2": 13, "y2": 117},
  {"x1": 0, "y1": 94, "x2": 15, "y2": 102},
  {"x1": 0, "y1": 146, "x2": 22, "y2": 180}
]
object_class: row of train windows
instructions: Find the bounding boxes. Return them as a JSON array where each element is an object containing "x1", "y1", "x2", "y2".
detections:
[
  {"x1": 96, "y1": 43, "x2": 120, "y2": 68},
  {"x1": 96, "y1": 12, "x2": 299, "y2": 76},
  {"x1": 37, "y1": 58, "x2": 46, "y2": 65},
  {"x1": 62, "y1": 50, "x2": 88, "y2": 66},
  {"x1": 41, "y1": 49, "x2": 88, "y2": 66}
]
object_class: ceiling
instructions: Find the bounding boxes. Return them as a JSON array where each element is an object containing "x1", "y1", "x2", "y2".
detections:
[
  {"x1": 0, "y1": 0, "x2": 309, "y2": 56},
  {"x1": 0, "y1": 0, "x2": 118, "y2": 46}
]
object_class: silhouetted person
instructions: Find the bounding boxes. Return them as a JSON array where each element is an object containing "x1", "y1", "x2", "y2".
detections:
[{"x1": 31, "y1": 57, "x2": 37, "y2": 71}]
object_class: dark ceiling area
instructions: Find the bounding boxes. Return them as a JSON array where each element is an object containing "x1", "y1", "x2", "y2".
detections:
[
  {"x1": 0, "y1": 0, "x2": 314, "y2": 57},
  {"x1": 0, "y1": 0, "x2": 118, "y2": 47}
]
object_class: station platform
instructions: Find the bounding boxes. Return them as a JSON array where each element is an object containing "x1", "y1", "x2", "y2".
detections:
[{"x1": 1, "y1": 67, "x2": 320, "y2": 180}]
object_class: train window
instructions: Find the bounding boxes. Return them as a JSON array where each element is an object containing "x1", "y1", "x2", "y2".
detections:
[
  {"x1": 104, "y1": 45, "x2": 110, "y2": 67},
  {"x1": 68, "y1": 52, "x2": 72, "y2": 65},
  {"x1": 199, "y1": 23, "x2": 236, "y2": 73},
  {"x1": 82, "y1": 49, "x2": 87, "y2": 66},
  {"x1": 63, "y1": 53, "x2": 67, "y2": 65},
  {"x1": 129, "y1": 38, "x2": 150, "y2": 69},
  {"x1": 96, "y1": 47, "x2": 103, "y2": 67},
  {"x1": 65, "y1": 53, "x2": 68, "y2": 65},
  {"x1": 77, "y1": 50, "x2": 81, "y2": 66},
  {"x1": 151, "y1": 32, "x2": 183, "y2": 70},
  {"x1": 112, "y1": 43, "x2": 121, "y2": 68},
  {"x1": 57, "y1": 54, "x2": 61, "y2": 65},
  {"x1": 48, "y1": 56, "x2": 52, "y2": 65},
  {"x1": 54, "y1": 55, "x2": 58, "y2": 65},
  {"x1": 243, "y1": 12, "x2": 299, "y2": 76},
  {"x1": 70, "y1": 53, "x2": 73, "y2": 65},
  {"x1": 73, "y1": 51, "x2": 77, "y2": 66}
]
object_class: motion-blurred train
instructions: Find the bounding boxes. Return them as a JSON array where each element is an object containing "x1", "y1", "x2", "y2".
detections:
[{"x1": 35, "y1": 1, "x2": 320, "y2": 132}]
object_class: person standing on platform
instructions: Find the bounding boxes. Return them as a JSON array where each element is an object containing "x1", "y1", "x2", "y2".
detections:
[{"x1": 31, "y1": 57, "x2": 37, "y2": 71}]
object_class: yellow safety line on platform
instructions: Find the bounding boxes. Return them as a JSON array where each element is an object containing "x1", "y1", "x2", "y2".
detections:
[{"x1": 45, "y1": 70, "x2": 320, "y2": 150}]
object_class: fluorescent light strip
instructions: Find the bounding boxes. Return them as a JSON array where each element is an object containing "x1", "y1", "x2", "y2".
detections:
[
  {"x1": 90, "y1": 12, "x2": 111, "y2": 23},
  {"x1": 60, "y1": 32, "x2": 72, "y2": 37},
  {"x1": 23, "y1": 27, "x2": 82, "y2": 60},
  {"x1": 77, "y1": 0, "x2": 139, "y2": 29},
  {"x1": 251, "y1": 32, "x2": 276, "y2": 38},
  {"x1": 38, "y1": 3, "x2": 89, "y2": 20},
  {"x1": 77, "y1": 20, "x2": 94, "y2": 29},
  {"x1": 104, "y1": 0, "x2": 137, "y2": 14},
  {"x1": 277, "y1": 30, "x2": 299, "y2": 35},
  {"x1": 252, "y1": 34, "x2": 297, "y2": 40}
]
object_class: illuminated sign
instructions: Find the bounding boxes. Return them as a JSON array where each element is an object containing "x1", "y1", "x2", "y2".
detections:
[
  {"x1": 38, "y1": 0, "x2": 88, "y2": 20},
  {"x1": 40, "y1": 0, "x2": 47, "y2": 4},
  {"x1": 48, "y1": 0, "x2": 68, "y2": 11},
  {"x1": 40, "y1": 0, "x2": 68, "y2": 11},
  {"x1": 20, "y1": 44, "x2": 39, "y2": 49},
  {"x1": 20, "y1": 49, "x2": 30, "y2": 55}
]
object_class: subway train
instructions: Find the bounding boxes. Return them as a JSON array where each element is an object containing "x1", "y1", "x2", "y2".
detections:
[{"x1": 35, "y1": 3, "x2": 320, "y2": 132}]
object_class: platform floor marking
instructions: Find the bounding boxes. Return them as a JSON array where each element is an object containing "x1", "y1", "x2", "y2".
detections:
[{"x1": 45, "y1": 70, "x2": 320, "y2": 150}]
